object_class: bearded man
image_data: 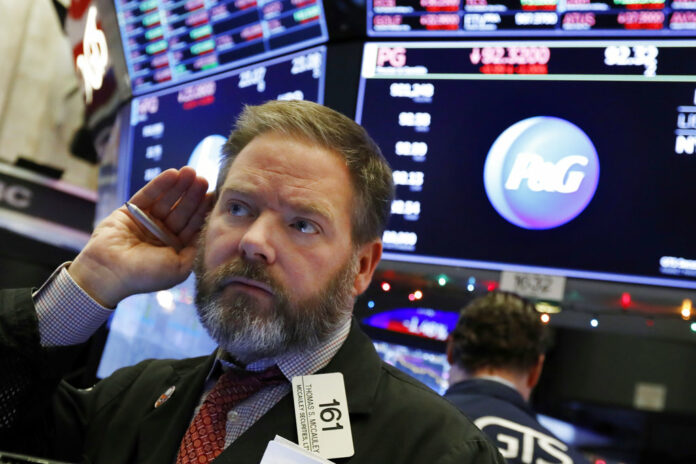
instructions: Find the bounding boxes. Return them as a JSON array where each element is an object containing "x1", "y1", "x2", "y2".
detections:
[{"x1": 0, "y1": 101, "x2": 503, "y2": 464}]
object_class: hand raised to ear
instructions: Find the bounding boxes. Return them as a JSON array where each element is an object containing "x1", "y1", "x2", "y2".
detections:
[{"x1": 69, "y1": 167, "x2": 214, "y2": 307}]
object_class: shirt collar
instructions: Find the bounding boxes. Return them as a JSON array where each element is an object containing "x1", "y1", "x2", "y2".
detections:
[
  {"x1": 205, "y1": 317, "x2": 352, "y2": 382},
  {"x1": 475, "y1": 374, "x2": 518, "y2": 391}
]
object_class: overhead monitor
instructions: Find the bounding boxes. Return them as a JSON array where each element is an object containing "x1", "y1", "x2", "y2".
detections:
[
  {"x1": 126, "y1": 45, "x2": 325, "y2": 197},
  {"x1": 115, "y1": 0, "x2": 328, "y2": 94},
  {"x1": 356, "y1": 41, "x2": 696, "y2": 289},
  {"x1": 367, "y1": 0, "x2": 696, "y2": 36}
]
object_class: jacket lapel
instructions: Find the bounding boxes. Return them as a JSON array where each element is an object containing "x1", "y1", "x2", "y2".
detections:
[
  {"x1": 320, "y1": 318, "x2": 381, "y2": 415},
  {"x1": 317, "y1": 319, "x2": 382, "y2": 463},
  {"x1": 134, "y1": 354, "x2": 215, "y2": 464}
]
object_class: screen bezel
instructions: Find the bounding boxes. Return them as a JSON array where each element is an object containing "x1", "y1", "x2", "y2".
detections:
[{"x1": 356, "y1": 40, "x2": 696, "y2": 289}]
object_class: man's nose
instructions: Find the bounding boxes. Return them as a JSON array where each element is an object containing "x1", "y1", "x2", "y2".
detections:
[{"x1": 238, "y1": 214, "x2": 277, "y2": 264}]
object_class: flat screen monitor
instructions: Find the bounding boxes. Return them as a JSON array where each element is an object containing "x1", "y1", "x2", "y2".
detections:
[
  {"x1": 97, "y1": 46, "x2": 326, "y2": 378},
  {"x1": 97, "y1": 274, "x2": 216, "y2": 377},
  {"x1": 125, "y1": 45, "x2": 326, "y2": 197},
  {"x1": 356, "y1": 41, "x2": 696, "y2": 289},
  {"x1": 115, "y1": 0, "x2": 328, "y2": 95},
  {"x1": 367, "y1": 0, "x2": 696, "y2": 36}
]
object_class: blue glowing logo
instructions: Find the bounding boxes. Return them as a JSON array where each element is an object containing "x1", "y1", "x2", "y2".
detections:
[{"x1": 483, "y1": 116, "x2": 600, "y2": 230}]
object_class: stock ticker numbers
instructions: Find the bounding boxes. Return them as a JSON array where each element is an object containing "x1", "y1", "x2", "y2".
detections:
[
  {"x1": 469, "y1": 46, "x2": 550, "y2": 74},
  {"x1": 383, "y1": 78, "x2": 432, "y2": 251},
  {"x1": 368, "y1": 0, "x2": 696, "y2": 34},
  {"x1": 116, "y1": 0, "x2": 326, "y2": 94}
]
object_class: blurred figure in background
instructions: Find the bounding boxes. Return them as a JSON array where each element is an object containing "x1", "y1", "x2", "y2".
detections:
[{"x1": 445, "y1": 291, "x2": 590, "y2": 464}]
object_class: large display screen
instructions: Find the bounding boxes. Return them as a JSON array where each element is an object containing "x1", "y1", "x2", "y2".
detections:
[
  {"x1": 115, "y1": 0, "x2": 328, "y2": 94},
  {"x1": 126, "y1": 45, "x2": 325, "y2": 197},
  {"x1": 367, "y1": 0, "x2": 696, "y2": 36},
  {"x1": 97, "y1": 275, "x2": 217, "y2": 377},
  {"x1": 356, "y1": 41, "x2": 696, "y2": 289}
]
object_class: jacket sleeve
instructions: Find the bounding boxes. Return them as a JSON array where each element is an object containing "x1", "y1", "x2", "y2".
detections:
[
  {"x1": 0, "y1": 289, "x2": 45, "y2": 430},
  {"x1": 0, "y1": 288, "x2": 87, "y2": 457}
]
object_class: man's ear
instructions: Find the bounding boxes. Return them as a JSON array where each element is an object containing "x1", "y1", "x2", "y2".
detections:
[
  {"x1": 527, "y1": 354, "x2": 545, "y2": 390},
  {"x1": 352, "y1": 239, "x2": 382, "y2": 296},
  {"x1": 446, "y1": 336, "x2": 454, "y2": 365}
]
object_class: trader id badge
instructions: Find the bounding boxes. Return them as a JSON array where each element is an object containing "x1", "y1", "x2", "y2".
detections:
[{"x1": 291, "y1": 373, "x2": 354, "y2": 460}]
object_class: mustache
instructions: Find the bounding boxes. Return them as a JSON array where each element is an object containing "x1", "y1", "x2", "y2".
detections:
[{"x1": 207, "y1": 259, "x2": 281, "y2": 295}]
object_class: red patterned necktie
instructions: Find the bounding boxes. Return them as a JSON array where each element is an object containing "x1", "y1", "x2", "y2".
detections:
[{"x1": 176, "y1": 365, "x2": 286, "y2": 464}]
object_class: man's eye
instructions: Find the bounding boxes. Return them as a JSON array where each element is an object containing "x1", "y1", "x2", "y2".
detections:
[
  {"x1": 228, "y1": 202, "x2": 250, "y2": 217},
  {"x1": 293, "y1": 220, "x2": 319, "y2": 234}
]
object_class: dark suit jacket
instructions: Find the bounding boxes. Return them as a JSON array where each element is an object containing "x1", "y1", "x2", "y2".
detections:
[
  {"x1": 0, "y1": 288, "x2": 504, "y2": 464},
  {"x1": 444, "y1": 379, "x2": 590, "y2": 464}
]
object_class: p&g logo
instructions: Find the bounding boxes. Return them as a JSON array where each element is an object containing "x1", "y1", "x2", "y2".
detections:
[{"x1": 483, "y1": 116, "x2": 599, "y2": 230}]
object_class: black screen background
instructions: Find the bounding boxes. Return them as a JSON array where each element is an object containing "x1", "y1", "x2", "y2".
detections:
[{"x1": 359, "y1": 76, "x2": 696, "y2": 284}]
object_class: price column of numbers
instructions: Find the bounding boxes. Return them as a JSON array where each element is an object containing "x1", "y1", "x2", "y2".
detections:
[
  {"x1": 383, "y1": 81, "x2": 435, "y2": 252},
  {"x1": 135, "y1": 96, "x2": 166, "y2": 184}
]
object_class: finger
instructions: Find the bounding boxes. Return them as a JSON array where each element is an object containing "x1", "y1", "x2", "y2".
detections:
[
  {"x1": 176, "y1": 241, "x2": 199, "y2": 277},
  {"x1": 178, "y1": 193, "x2": 215, "y2": 245},
  {"x1": 129, "y1": 168, "x2": 181, "y2": 208},
  {"x1": 164, "y1": 176, "x2": 209, "y2": 234},
  {"x1": 148, "y1": 168, "x2": 197, "y2": 219}
]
